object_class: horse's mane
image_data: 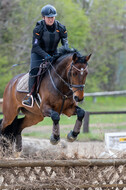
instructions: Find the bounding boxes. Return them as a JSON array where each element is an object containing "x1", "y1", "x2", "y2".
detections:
[
  {"x1": 45, "y1": 47, "x2": 87, "y2": 79},
  {"x1": 58, "y1": 47, "x2": 81, "y2": 57},
  {"x1": 53, "y1": 47, "x2": 82, "y2": 64}
]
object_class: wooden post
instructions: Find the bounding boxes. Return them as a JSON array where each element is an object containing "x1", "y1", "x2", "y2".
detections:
[
  {"x1": 93, "y1": 96, "x2": 97, "y2": 103},
  {"x1": 83, "y1": 111, "x2": 89, "y2": 133}
]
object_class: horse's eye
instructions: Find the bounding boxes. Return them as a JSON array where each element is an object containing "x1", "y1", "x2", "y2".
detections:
[{"x1": 73, "y1": 72, "x2": 77, "y2": 77}]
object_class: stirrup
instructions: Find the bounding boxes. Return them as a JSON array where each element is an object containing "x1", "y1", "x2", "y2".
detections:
[{"x1": 22, "y1": 94, "x2": 34, "y2": 108}]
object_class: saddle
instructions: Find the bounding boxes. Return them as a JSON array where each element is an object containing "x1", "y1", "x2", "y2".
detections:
[
  {"x1": 17, "y1": 73, "x2": 29, "y2": 93},
  {"x1": 17, "y1": 63, "x2": 50, "y2": 107},
  {"x1": 17, "y1": 62, "x2": 50, "y2": 93}
]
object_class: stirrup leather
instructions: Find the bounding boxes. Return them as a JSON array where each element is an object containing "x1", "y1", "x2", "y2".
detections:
[{"x1": 22, "y1": 94, "x2": 34, "y2": 108}]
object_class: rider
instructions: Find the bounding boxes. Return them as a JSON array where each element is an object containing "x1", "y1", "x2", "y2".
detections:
[{"x1": 22, "y1": 4, "x2": 69, "y2": 107}]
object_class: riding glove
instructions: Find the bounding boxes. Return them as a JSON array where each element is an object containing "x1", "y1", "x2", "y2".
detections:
[{"x1": 45, "y1": 55, "x2": 53, "y2": 62}]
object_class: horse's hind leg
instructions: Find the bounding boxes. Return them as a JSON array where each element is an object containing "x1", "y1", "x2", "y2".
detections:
[
  {"x1": 0, "y1": 116, "x2": 19, "y2": 154},
  {"x1": 1, "y1": 116, "x2": 26, "y2": 155},
  {"x1": 15, "y1": 113, "x2": 43, "y2": 152},
  {"x1": 1, "y1": 113, "x2": 42, "y2": 155},
  {"x1": 0, "y1": 102, "x2": 20, "y2": 153},
  {"x1": 0, "y1": 119, "x2": 2, "y2": 133}
]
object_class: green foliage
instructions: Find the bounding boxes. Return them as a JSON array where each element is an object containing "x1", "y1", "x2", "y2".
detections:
[
  {"x1": 0, "y1": 0, "x2": 126, "y2": 97},
  {"x1": 54, "y1": 0, "x2": 90, "y2": 49},
  {"x1": 18, "y1": 0, "x2": 90, "y2": 50},
  {"x1": 0, "y1": 56, "x2": 13, "y2": 97},
  {"x1": 85, "y1": 0, "x2": 126, "y2": 91}
]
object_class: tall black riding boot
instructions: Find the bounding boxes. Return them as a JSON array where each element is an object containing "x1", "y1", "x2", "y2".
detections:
[{"x1": 22, "y1": 76, "x2": 36, "y2": 107}]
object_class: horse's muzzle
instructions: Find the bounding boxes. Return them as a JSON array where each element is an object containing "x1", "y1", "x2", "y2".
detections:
[{"x1": 74, "y1": 96, "x2": 84, "y2": 102}]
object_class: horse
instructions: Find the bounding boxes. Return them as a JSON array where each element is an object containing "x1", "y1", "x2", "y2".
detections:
[{"x1": 0, "y1": 48, "x2": 91, "y2": 154}]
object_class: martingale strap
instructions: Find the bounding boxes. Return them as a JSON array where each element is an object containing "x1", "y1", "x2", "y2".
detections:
[
  {"x1": 48, "y1": 69, "x2": 73, "y2": 98},
  {"x1": 48, "y1": 62, "x2": 86, "y2": 114},
  {"x1": 48, "y1": 69, "x2": 73, "y2": 114},
  {"x1": 59, "y1": 96, "x2": 67, "y2": 114}
]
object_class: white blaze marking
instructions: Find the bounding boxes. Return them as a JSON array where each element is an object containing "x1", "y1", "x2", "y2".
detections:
[{"x1": 81, "y1": 68, "x2": 84, "y2": 75}]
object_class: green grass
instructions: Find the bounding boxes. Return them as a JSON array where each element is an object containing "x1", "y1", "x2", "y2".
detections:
[
  {"x1": 1, "y1": 96, "x2": 126, "y2": 141},
  {"x1": 36, "y1": 115, "x2": 77, "y2": 126},
  {"x1": 32, "y1": 96, "x2": 126, "y2": 130},
  {"x1": 89, "y1": 114, "x2": 126, "y2": 124},
  {"x1": 83, "y1": 96, "x2": 126, "y2": 111},
  {"x1": 23, "y1": 130, "x2": 104, "y2": 141}
]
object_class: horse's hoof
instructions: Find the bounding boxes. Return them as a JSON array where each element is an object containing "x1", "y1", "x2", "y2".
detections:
[
  {"x1": 67, "y1": 130, "x2": 77, "y2": 142},
  {"x1": 50, "y1": 134, "x2": 60, "y2": 145}
]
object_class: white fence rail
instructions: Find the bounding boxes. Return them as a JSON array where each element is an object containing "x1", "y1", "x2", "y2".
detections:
[
  {"x1": 84, "y1": 90, "x2": 126, "y2": 102},
  {"x1": 85, "y1": 90, "x2": 126, "y2": 97}
]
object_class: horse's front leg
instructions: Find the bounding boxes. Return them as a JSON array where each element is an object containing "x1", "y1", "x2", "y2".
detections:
[
  {"x1": 67, "y1": 106, "x2": 85, "y2": 142},
  {"x1": 43, "y1": 106, "x2": 60, "y2": 145},
  {"x1": 50, "y1": 110, "x2": 60, "y2": 145}
]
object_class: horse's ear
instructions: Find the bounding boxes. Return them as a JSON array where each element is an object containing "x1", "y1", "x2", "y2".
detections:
[
  {"x1": 85, "y1": 54, "x2": 92, "y2": 62},
  {"x1": 72, "y1": 53, "x2": 78, "y2": 63}
]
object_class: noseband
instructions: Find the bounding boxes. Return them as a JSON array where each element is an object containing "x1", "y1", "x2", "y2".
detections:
[{"x1": 68, "y1": 61, "x2": 88, "y2": 91}]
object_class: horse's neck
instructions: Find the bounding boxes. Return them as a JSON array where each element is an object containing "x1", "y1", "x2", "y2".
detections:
[
  {"x1": 51, "y1": 56, "x2": 72, "y2": 92},
  {"x1": 55, "y1": 56, "x2": 72, "y2": 79}
]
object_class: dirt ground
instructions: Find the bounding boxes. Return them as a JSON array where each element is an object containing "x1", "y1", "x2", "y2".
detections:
[
  {"x1": 21, "y1": 137, "x2": 126, "y2": 160},
  {"x1": 22, "y1": 137, "x2": 103, "y2": 158},
  {"x1": 21, "y1": 124, "x2": 126, "y2": 159},
  {"x1": 20, "y1": 123, "x2": 126, "y2": 159}
]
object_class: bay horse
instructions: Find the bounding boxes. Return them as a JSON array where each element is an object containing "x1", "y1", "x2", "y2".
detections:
[{"x1": 0, "y1": 48, "x2": 91, "y2": 154}]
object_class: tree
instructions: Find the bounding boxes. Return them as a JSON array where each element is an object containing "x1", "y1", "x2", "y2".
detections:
[
  {"x1": 0, "y1": 0, "x2": 90, "y2": 96},
  {"x1": 54, "y1": 0, "x2": 90, "y2": 49},
  {"x1": 83, "y1": 0, "x2": 126, "y2": 91}
]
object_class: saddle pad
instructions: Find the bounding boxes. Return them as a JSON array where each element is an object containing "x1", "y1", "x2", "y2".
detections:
[{"x1": 17, "y1": 73, "x2": 29, "y2": 93}]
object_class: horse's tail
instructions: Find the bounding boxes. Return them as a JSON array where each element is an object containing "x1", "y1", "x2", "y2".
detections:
[
  {"x1": 1, "y1": 117, "x2": 18, "y2": 141},
  {"x1": 1, "y1": 116, "x2": 24, "y2": 137},
  {"x1": 0, "y1": 117, "x2": 24, "y2": 152},
  {"x1": 0, "y1": 117, "x2": 18, "y2": 152}
]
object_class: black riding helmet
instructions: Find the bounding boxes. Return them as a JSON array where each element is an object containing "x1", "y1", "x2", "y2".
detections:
[{"x1": 41, "y1": 4, "x2": 57, "y2": 17}]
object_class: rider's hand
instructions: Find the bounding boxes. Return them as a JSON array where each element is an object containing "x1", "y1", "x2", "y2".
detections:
[{"x1": 45, "y1": 55, "x2": 53, "y2": 62}]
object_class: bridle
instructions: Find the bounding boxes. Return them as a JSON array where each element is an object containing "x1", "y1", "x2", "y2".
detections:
[
  {"x1": 68, "y1": 61, "x2": 88, "y2": 91},
  {"x1": 49, "y1": 61, "x2": 87, "y2": 93},
  {"x1": 48, "y1": 61, "x2": 88, "y2": 114}
]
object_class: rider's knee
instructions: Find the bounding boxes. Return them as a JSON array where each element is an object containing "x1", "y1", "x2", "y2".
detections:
[
  {"x1": 76, "y1": 108, "x2": 85, "y2": 121},
  {"x1": 51, "y1": 111, "x2": 60, "y2": 125}
]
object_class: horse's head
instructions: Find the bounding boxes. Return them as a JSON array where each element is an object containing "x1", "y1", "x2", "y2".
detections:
[{"x1": 68, "y1": 53, "x2": 91, "y2": 102}]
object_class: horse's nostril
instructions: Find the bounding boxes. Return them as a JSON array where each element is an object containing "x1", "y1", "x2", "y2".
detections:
[
  {"x1": 74, "y1": 96, "x2": 79, "y2": 102},
  {"x1": 74, "y1": 96, "x2": 84, "y2": 102}
]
